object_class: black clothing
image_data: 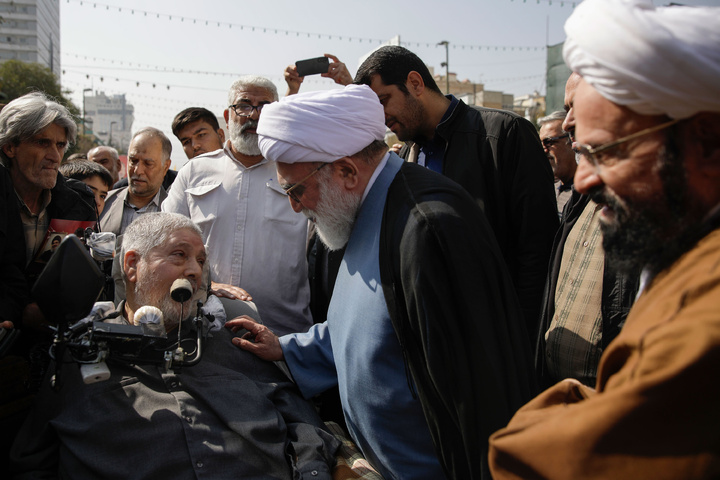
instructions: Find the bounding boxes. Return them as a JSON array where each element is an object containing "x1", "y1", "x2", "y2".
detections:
[
  {"x1": 11, "y1": 319, "x2": 339, "y2": 479},
  {"x1": 0, "y1": 164, "x2": 27, "y2": 323},
  {"x1": 400, "y1": 100, "x2": 558, "y2": 341},
  {"x1": 379, "y1": 162, "x2": 537, "y2": 480},
  {"x1": 535, "y1": 190, "x2": 640, "y2": 388}
]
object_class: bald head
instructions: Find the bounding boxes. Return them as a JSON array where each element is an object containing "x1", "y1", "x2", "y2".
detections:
[{"x1": 88, "y1": 146, "x2": 122, "y2": 184}]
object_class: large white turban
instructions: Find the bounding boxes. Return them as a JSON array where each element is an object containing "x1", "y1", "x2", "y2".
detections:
[
  {"x1": 257, "y1": 84, "x2": 386, "y2": 164},
  {"x1": 563, "y1": 0, "x2": 720, "y2": 119}
]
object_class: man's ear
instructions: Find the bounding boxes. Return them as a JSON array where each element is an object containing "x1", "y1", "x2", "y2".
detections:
[
  {"x1": 223, "y1": 109, "x2": 230, "y2": 127},
  {"x1": 124, "y1": 250, "x2": 140, "y2": 284},
  {"x1": 2, "y1": 142, "x2": 16, "y2": 159},
  {"x1": 162, "y1": 158, "x2": 172, "y2": 176},
  {"x1": 405, "y1": 71, "x2": 426, "y2": 98},
  {"x1": 333, "y1": 157, "x2": 360, "y2": 191},
  {"x1": 217, "y1": 128, "x2": 226, "y2": 145}
]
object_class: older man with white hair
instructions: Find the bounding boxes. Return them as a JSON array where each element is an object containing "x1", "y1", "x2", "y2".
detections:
[
  {"x1": 163, "y1": 76, "x2": 312, "y2": 336},
  {"x1": 10, "y1": 212, "x2": 340, "y2": 479},
  {"x1": 229, "y1": 84, "x2": 535, "y2": 480},
  {"x1": 489, "y1": 1, "x2": 720, "y2": 478}
]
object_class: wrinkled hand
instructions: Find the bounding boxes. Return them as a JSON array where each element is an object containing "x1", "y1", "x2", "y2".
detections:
[
  {"x1": 284, "y1": 64, "x2": 303, "y2": 96},
  {"x1": 321, "y1": 54, "x2": 353, "y2": 86},
  {"x1": 210, "y1": 282, "x2": 252, "y2": 301},
  {"x1": 227, "y1": 315, "x2": 283, "y2": 361}
]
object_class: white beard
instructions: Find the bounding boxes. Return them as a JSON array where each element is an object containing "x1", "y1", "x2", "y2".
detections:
[
  {"x1": 304, "y1": 173, "x2": 361, "y2": 251},
  {"x1": 228, "y1": 118, "x2": 261, "y2": 156}
]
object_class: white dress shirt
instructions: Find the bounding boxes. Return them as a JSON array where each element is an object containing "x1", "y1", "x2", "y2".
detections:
[{"x1": 162, "y1": 144, "x2": 312, "y2": 335}]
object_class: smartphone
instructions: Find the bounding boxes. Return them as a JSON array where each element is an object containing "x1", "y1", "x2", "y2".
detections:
[{"x1": 295, "y1": 56, "x2": 330, "y2": 77}]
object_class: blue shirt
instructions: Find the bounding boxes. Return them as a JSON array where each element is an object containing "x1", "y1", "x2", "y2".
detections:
[{"x1": 281, "y1": 154, "x2": 444, "y2": 480}]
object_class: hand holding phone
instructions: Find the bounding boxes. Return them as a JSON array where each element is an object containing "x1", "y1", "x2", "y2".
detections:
[{"x1": 295, "y1": 56, "x2": 330, "y2": 77}]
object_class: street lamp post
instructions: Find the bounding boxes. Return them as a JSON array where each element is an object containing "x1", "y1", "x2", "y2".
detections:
[
  {"x1": 82, "y1": 88, "x2": 92, "y2": 136},
  {"x1": 438, "y1": 40, "x2": 449, "y2": 95}
]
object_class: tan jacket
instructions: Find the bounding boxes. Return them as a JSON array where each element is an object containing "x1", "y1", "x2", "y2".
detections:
[{"x1": 489, "y1": 228, "x2": 720, "y2": 479}]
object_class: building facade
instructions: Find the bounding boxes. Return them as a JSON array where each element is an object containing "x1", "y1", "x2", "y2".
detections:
[
  {"x1": 85, "y1": 92, "x2": 135, "y2": 152},
  {"x1": 0, "y1": 0, "x2": 60, "y2": 77}
]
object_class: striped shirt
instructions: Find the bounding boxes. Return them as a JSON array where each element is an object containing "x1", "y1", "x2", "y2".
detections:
[{"x1": 545, "y1": 200, "x2": 605, "y2": 386}]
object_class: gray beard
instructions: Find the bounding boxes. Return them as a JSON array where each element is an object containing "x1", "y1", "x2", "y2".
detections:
[
  {"x1": 304, "y1": 172, "x2": 361, "y2": 251},
  {"x1": 134, "y1": 271, "x2": 198, "y2": 332},
  {"x1": 229, "y1": 119, "x2": 262, "y2": 156}
]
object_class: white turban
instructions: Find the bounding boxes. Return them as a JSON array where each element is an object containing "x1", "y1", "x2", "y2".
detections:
[
  {"x1": 563, "y1": 0, "x2": 720, "y2": 119},
  {"x1": 257, "y1": 84, "x2": 386, "y2": 164}
]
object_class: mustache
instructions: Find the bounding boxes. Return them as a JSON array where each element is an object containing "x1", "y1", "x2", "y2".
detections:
[{"x1": 240, "y1": 119, "x2": 258, "y2": 134}]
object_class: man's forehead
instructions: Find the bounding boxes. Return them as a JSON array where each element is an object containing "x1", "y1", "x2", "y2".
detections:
[
  {"x1": 232, "y1": 86, "x2": 274, "y2": 103},
  {"x1": 182, "y1": 120, "x2": 213, "y2": 134},
  {"x1": 129, "y1": 135, "x2": 162, "y2": 155},
  {"x1": 539, "y1": 121, "x2": 562, "y2": 137},
  {"x1": 276, "y1": 161, "x2": 311, "y2": 183},
  {"x1": 32, "y1": 123, "x2": 67, "y2": 140},
  {"x1": 150, "y1": 230, "x2": 205, "y2": 254}
]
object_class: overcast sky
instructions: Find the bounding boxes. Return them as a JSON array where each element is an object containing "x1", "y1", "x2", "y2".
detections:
[{"x1": 60, "y1": 0, "x2": 718, "y2": 168}]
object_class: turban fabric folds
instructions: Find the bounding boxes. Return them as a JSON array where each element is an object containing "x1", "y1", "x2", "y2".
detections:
[
  {"x1": 563, "y1": 0, "x2": 720, "y2": 119},
  {"x1": 257, "y1": 84, "x2": 386, "y2": 164}
]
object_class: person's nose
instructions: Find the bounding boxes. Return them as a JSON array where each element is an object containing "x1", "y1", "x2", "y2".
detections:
[
  {"x1": 186, "y1": 257, "x2": 204, "y2": 280},
  {"x1": 574, "y1": 156, "x2": 603, "y2": 194},
  {"x1": 562, "y1": 111, "x2": 575, "y2": 141},
  {"x1": 288, "y1": 195, "x2": 303, "y2": 213},
  {"x1": 49, "y1": 145, "x2": 62, "y2": 164}
]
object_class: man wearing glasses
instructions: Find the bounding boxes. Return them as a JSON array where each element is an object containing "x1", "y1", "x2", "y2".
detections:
[
  {"x1": 535, "y1": 78, "x2": 639, "y2": 391},
  {"x1": 490, "y1": 0, "x2": 720, "y2": 478},
  {"x1": 163, "y1": 76, "x2": 312, "y2": 336},
  {"x1": 538, "y1": 111, "x2": 575, "y2": 217},
  {"x1": 231, "y1": 84, "x2": 535, "y2": 480}
]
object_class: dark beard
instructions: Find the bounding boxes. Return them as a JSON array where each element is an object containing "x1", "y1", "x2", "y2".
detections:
[{"x1": 592, "y1": 137, "x2": 709, "y2": 278}]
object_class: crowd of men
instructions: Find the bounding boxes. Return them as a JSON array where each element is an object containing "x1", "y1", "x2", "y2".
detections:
[{"x1": 1, "y1": 0, "x2": 719, "y2": 478}]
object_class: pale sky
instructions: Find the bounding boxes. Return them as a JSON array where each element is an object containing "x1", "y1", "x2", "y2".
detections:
[{"x1": 59, "y1": 0, "x2": 717, "y2": 168}]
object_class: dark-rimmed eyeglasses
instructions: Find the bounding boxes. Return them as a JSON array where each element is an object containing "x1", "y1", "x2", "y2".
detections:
[
  {"x1": 541, "y1": 133, "x2": 570, "y2": 149},
  {"x1": 283, "y1": 163, "x2": 328, "y2": 203},
  {"x1": 228, "y1": 103, "x2": 266, "y2": 117},
  {"x1": 574, "y1": 119, "x2": 679, "y2": 168}
]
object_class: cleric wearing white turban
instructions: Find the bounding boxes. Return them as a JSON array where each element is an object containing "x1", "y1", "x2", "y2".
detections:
[
  {"x1": 257, "y1": 84, "x2": 386, "y2": 165},
  {"x1": 563, "y1": 0, "x2": 720, "y2": 119},
  {"x1": 234, "y1": 83, "x2": 536, "y2": 480},
  {"x1": 489, "y1": 1, "x2": 720, "y2": 479}
]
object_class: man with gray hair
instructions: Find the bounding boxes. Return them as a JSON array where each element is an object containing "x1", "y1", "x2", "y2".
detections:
[
  {"x1": 100, "y1": 127, "x2": 171, "y2": 236},
  {"x1": 87, "y1": 145, "x2": 122, "y2": 184},
  {"x1": 490, "y1": 1, "x2": 720, "y2": 477},
  {"x1": 163, "y1": 76, "x2": 312, "y2": 336},
  {"x1": 10, "y1": 212, "x2": 340, "y2": 479},
  {"x1": 0, "y1": 91, "x2": 94, "y2": 466},
  {"x1": 537, "y1": 110, "x2": 575, "y2": 216}
]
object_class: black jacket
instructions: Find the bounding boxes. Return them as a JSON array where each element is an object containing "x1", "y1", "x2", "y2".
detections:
[
  {"x1": 400, "y1": 100, "x2": 558, "y2": 341},
  {"x1": 535, "y1": 190, "x2": 640, "y2": 388},
  {"x1": 380, "y1": 161, "x2": 537, "y2": 480}
]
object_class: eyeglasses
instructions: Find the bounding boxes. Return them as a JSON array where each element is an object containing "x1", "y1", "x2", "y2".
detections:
[
  {"x1": 574, "y1": 119, "x2": 680, "y2": 168},
  {"x1": 228, "y1": 103, "x2": 266, "y2": 117},
  {"x1": 541, "y1": 133, "x2": 570, "y2": 149},
  {"x1": 284, "y1": 163, "x2": 328, "y2": 203}
]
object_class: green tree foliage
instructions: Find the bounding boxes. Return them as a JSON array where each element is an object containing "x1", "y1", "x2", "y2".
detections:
[
  {"x1": 0, "y1": 60, "x2": 90, "y2": 156},
  {"x1": 0, "y1": 60, "x2": 80, "y2": 116}
]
